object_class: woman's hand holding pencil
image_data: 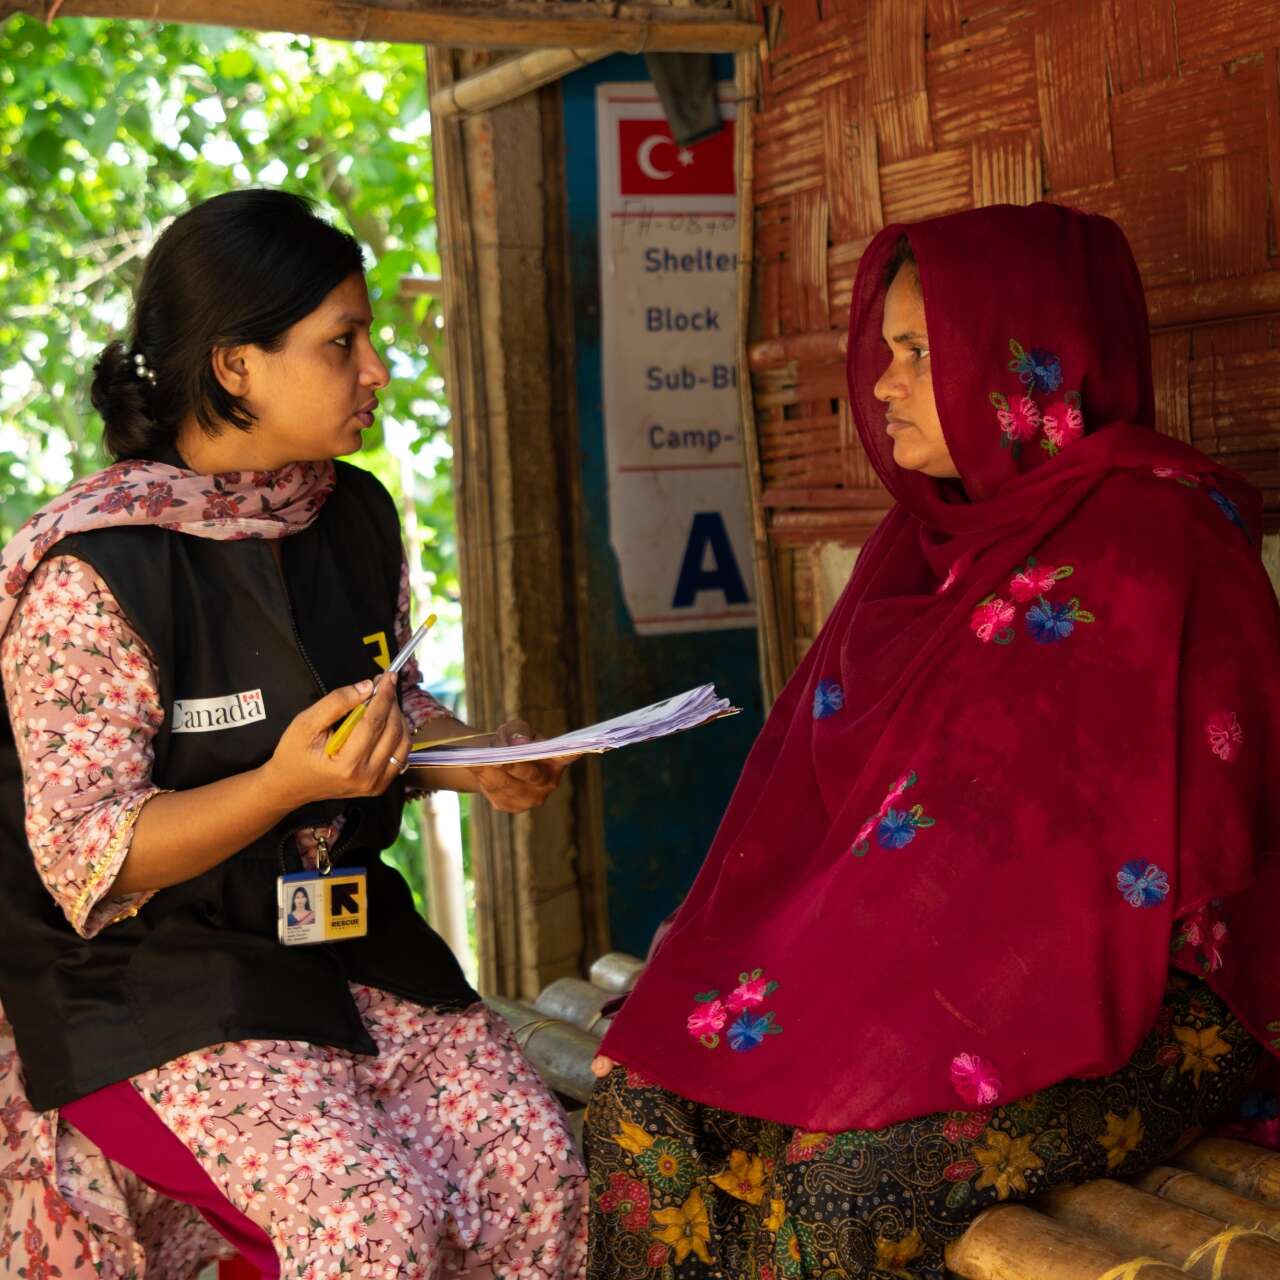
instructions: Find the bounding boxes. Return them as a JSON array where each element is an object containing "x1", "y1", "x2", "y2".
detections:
[{"x1": 260, "y1": 674, "x2": 413, "y2": 809}]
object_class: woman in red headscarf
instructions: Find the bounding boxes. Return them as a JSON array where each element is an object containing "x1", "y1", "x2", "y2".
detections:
[{"x1": 585, "y1": 203, "x2": 1280, "y2": 1278}]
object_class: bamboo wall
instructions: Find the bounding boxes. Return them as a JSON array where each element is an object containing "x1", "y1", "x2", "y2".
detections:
[{"x1": 745, "y1": 0, "x2": 1280, "y2": 678}]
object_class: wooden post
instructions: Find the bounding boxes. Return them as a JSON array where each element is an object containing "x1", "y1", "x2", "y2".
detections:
[
  {"x1": 429, "y1": 48, "x2": 602, "y2": 999},
  {"x1": 733, "y1": 29, "x2": 785, "y2": 705},
  {"x1": 432, "y1": 47, "x2": 616, "y2": 118},
  {"x1": 15, "y1": 0, "x2": 763, "y2": 52}
]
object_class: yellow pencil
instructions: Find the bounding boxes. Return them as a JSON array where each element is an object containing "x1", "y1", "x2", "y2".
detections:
[{"x1": 326, "y1": 614, "x2": 437, "y2": 758}]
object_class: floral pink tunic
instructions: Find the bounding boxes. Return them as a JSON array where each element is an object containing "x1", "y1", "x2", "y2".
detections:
[{"x1": 0, "y1": 555, "x2": 586, "y2": 1279}]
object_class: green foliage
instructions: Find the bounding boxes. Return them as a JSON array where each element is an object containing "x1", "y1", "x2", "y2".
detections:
[{"x1": 0, "y1": 16, "x2": 467, "y2": 922}]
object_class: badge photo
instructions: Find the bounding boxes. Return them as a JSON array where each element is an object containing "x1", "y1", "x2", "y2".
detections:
[{"x1": 277, "y1": 868, "x2": 368, "y2": 946}]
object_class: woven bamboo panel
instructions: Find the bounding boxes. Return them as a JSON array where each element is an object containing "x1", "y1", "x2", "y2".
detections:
[{"x1": 748, "y1": 0, "x2": 1280, "y2": 674}]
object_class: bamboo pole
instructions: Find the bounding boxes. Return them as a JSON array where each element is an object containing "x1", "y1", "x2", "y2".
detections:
[
  {"x1": 747, "y1": 328, "x2": 847, "y2": 371},
  {"x1": 733, "y1": 35, "x2": 786, "y2": 705},
  {"x1": 428, "y1": 46, "x2": 512, "y2": 997},
  {"x1": 1146, "y1": 271, "x2": 1280, "y2": 330},
  {"x1": 485, "y1": 996, "x2": 600, "y2": 1102},
  {"x1": 1137, "y1": 1166, "x2": 1280, "y2": 1237},
  {"x1": 398, "y1": 275, "x2": 442, "y2": 298},
  {"x1": 1175, "y1": 1139, "x2": 1280, "y2": 1208},
  {"x1": 588, "y1": 951, "x2": 645, "y2": 993},
  {"x1": 17, "y1": 0, "x2": 763, "y2": 52},
  {"x1": 945, "y1": 1205, "x2": 1185, "y2": 1280},
  {"x1": 432, "y1": 47, "x2": 617, "y2": 118},
  {"x1": 1037, "y1": 1180, "x2": 1280, "y2": 1279},
  {"x1": 533, "y1": 976, "x2": 614, "y2": 1035}
]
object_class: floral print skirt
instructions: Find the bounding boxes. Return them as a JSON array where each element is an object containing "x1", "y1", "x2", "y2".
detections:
[{"x1": 585, "y1": 974, "x2": 1261, "y2": 1279}]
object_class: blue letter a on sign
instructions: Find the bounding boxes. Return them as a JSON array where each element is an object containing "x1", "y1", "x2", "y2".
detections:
[{"x1": 672, "y1": 511, "x2": 750, "y2": 608}]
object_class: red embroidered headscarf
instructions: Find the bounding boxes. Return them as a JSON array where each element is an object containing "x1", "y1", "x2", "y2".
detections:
[{"x1": 601, "y1": 203, "x2": 1280, "y2": 1130}]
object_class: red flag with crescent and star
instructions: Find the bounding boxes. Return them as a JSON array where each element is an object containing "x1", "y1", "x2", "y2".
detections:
[{"x1": 618, "y1": 119, "x2": 736, "y2": 197}]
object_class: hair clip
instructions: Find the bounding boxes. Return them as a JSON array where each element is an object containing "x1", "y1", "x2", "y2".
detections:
[{"x1": 132, "y1": 350, "x2": 157, "y2": 387}]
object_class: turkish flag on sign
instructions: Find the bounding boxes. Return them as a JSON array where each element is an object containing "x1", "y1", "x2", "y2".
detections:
[{"x1": 618, "y1": 119, "x2": 736, "y2": 197}]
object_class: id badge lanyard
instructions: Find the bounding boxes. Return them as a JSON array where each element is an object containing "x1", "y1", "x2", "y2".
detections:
[{"x1": 278, "y1": 832, "x2": 369, "y2": 947}]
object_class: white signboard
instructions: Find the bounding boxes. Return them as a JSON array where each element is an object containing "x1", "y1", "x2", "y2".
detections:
[{"x1": 597, "y1": 83, "x2": 757, "y2": 635}]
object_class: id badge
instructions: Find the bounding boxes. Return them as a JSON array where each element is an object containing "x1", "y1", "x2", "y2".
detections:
[{"x1": 277, "y1": 868, "x2": 368, "y2": 946}]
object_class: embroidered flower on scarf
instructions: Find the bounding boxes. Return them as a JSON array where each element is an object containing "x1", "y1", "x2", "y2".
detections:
[
  {"x1": 812, "y1": 679, "x2": 844, "y2": 720},
  {"x1": 1025, "y1": 596, "x2": 1095, "y2": 643},
  {"x1": 1008, "y1": 557, "x2": 1074, "y2": 603},
  {"x1": 1007, "y1": 338, "x2": 1062, "y2": 394},
  {"x1": 949, "y1": 1053, "x2": 1002, "y2": 1106},
  {"x1": 876, "y1": 809, "x2": 925, "y2": 849},
  {"x1": 987, "y1": 340, "x2": 1086, "y2": 457},
  {"x1": 1208, "y1": 488, "x2": 1245, "y2": 531},
  {"x1": 726, "y1": 975, "x2": 771, "y2": 1011},
  {"x1": 686, "y1": 1000, "x2": 727, "y2": 1040},
  {"x1": 1205, "y1": 710, "x2": 1243, "y2": 762},
  {"x1": 1174, "y1": 905, "x2": 1228, "y2": 973},
  {"x1": 977, "y1": 560, "x2": 1093, "y2": 646},
  {"x1": 1153, "y1": 466, "x2": 1201, "y2": 487},
  {"x1": 1116, "y1": 860, "x2": 1171, "y2": 909},
  {"x1": 989, "y1": 391, "x2": 1042, "y2": 443},
  {"x1": 728, "y1": 1012, "x2": 777, "y2": 1052},
  {"x1": 1040, "y1": 391, "x2": 1084, "y2": 456},
  {"x1": 689, "y1": 969, "x2": 781, "y2": 1051},
  {"x1": 970, "y1": 597, "x2": 1016, "y2": 644},
  {"x1": 851, "y1": 770, "x2": 936, "y2": 856}
]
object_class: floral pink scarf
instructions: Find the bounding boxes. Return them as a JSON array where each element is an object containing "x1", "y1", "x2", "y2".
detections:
[{"x1": 0, "y1": 458, "x2": 334, "y2": 641}]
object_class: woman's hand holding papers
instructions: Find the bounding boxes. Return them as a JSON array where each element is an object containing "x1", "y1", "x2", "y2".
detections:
[
  {"x1": 408, "y1": 718, "x2": 576, "y2": 815},
  {"x1": 467, "y1": 720, "x2": 574, "y2": 814}
]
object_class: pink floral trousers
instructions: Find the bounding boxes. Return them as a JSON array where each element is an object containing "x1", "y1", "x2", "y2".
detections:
[{"x1": 118, "y1": 986, "x2": 586, "y2": 1279}]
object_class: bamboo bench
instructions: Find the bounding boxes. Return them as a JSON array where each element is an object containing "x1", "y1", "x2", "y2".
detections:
[{"x1": 497, "y1": 953, "x2": 1280, "y2": 1279}]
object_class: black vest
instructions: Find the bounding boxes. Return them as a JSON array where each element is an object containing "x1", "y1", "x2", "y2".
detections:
[{"x1": 0, "y1": 462, "x2": 475, "y2": 1110}]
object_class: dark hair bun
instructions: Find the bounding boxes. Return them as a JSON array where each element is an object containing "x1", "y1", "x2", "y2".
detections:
[{"x1": 90, "y1": 340, "x2": 159, "y2": 461}]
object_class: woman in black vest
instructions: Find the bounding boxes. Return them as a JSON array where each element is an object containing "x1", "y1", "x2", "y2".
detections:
[{"x1": 0, "y1": 190, "x2": 585, "y2": 1279}]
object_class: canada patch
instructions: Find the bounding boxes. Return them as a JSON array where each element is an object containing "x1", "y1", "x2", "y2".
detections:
[{"x1": 172, "y1": 688, "x2": 266, "y2": 733}]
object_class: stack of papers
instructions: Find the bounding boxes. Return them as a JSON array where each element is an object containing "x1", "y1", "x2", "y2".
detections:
[{"x1": 409, "y1": 684, "x2": 739, "y2": 766}]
